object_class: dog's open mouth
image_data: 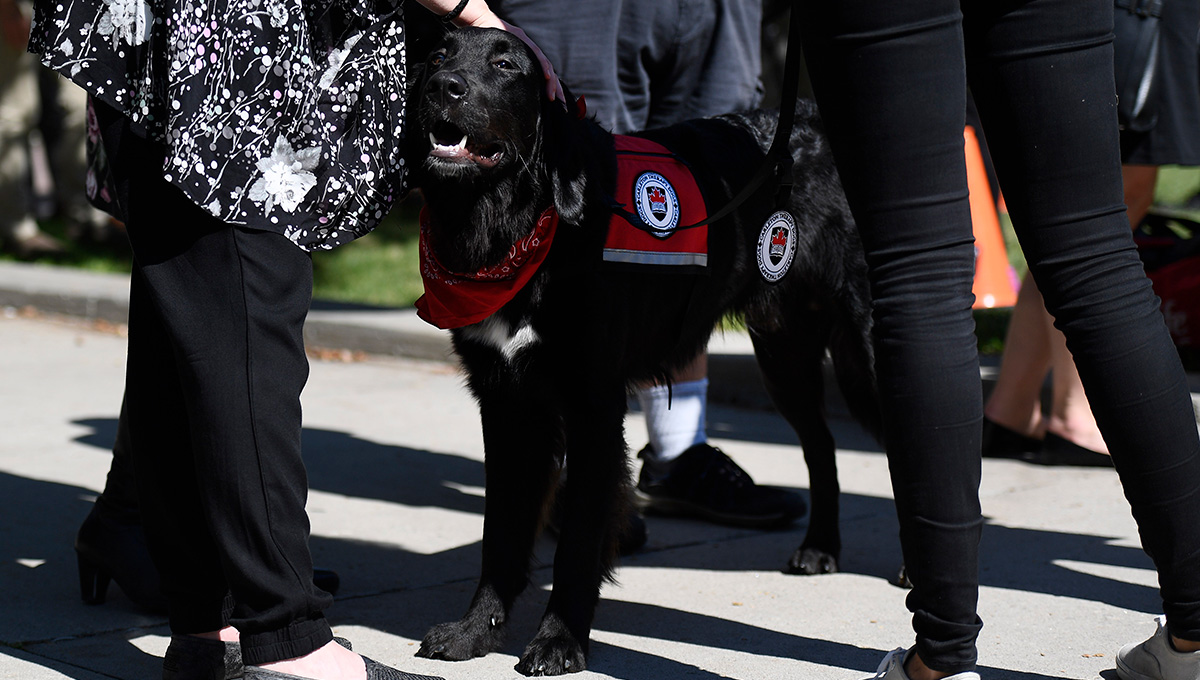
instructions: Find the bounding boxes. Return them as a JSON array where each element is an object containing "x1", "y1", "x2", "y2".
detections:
[{"x1": 428, "y1": 122, "x2": 503, "y2": 168}]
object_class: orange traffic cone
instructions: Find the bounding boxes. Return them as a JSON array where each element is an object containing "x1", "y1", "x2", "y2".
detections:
[{"x1": 964, "y1": 125, "x2": 1017, "y2": 309}]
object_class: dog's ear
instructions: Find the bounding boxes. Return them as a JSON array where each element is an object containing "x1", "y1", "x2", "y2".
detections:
[{"x1": 537, "y1": 93, "x2": 589, "y2": 224}]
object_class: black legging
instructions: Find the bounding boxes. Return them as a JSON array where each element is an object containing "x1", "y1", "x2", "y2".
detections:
[
  {"x1": 94, "y1": 102, "x2": 334, "y2": 665},
  {"x1": 798, "y1": 0, "x2": 1200, "y2": 673}
]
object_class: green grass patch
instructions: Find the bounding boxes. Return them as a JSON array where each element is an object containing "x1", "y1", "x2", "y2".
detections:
[
  {"x1": 311, "y1": 203, "x2": 422, "y2": 308},
  {"x1": 1154, "y1": 166, "x2": 1200, "y2": 206}
]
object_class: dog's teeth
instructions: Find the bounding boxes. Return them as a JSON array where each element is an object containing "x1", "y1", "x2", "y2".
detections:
[{"x1": 429, "y1": 133, "x2": 469, "y2": 151}]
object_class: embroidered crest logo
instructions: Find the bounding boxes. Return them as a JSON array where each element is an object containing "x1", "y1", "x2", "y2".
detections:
[
  {"x1": 634, "y1": 171, "x2": 679, "y2": 239},
  {"x1": 770, "y1": 227, "x2": 789, "y2": 265},
  {"x1": 757, "y1": 211, "x2": 797, "y2": 283}
]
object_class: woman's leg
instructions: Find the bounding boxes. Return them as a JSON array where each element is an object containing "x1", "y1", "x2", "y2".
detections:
[
  {"x1": 1044, "y1": 308, "x2": 1108, "y2": 454},
  {"x1": 96, "y1": 102, "x2": 334, "y2": 664},
  {"x1": 965, "y1": 0, "x2": 1200, "y2": 645},
  {"x1": 798, "y1": 1, "x2": 984, "y2": 674},
  {"x1": 983, "y1": 270, "x2": 1052, "y2": 438},
  {"x1": 1039, "y1": 163, "x2": 1160, "y2": 455}
]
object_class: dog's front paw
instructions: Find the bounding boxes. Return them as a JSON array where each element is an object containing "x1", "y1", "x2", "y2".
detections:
[
  {"x1": 416, "y1": 617, "x2": 505, "y2": 661},
  {"x1": 784, "y1": 545, "x2": 839, "y2": 575},
  {"x1": 514, "y1": 627, "x2": 586, "y2": 676}
]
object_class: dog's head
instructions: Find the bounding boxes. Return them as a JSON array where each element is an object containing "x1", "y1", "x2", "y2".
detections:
[{"x1": 411, "y1": 27, "x2": 589, "y2": 223}]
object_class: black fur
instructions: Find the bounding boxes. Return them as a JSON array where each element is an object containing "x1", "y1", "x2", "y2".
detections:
[{"x1": 409, "y1": 28, "x2": 880, "y2": 676}]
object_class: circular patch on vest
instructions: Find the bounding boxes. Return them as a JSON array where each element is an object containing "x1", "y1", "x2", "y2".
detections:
[
  {"x1": 757, "y1": 210, "x2": 797, "y2": 283},
  {"x1": 634, "y1": 171, "x2": 680, "y2": 238}
]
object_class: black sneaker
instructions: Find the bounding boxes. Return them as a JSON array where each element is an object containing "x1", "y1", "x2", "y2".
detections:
[{"x1": 634, "y1": 443, "x2": 807, "y2": 528}]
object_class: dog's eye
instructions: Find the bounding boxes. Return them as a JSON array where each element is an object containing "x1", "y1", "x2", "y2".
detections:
[
  {"x1": 492, "y1": 58, "x2": 515, "y2": 71},
  {"x1": 429, "y1": 51, "x2": 446, "y2": 68}
]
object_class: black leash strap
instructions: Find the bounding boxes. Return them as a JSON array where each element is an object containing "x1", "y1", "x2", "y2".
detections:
[{"x1": 615, "y1": 5, "x2": 804, "y2": 234}]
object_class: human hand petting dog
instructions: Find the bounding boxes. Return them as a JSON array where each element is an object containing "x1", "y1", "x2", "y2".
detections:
[{"x1": 418, "y1": 0, "x2": 565, "y2": 104}]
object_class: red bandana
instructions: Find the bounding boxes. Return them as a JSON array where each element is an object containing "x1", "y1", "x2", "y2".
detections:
[{"x1": 415, "y1": 205, "x2": 559, "y2": 329}]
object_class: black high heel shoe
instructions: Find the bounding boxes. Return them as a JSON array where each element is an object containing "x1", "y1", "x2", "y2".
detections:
[{"x1": 75, "y1": 499, "x2": 168, "y2": 612}]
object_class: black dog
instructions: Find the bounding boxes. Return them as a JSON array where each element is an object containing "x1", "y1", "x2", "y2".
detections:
[{"x1": 409, "y1": 27, "x2": 879, "y2": 676}]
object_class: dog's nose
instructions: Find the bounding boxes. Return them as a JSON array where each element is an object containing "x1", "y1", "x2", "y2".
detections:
[{"x1": 430, "y1": 71, "x2": 469, "y2": 105}]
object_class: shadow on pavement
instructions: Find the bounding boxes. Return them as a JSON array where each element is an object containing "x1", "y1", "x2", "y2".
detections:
[
  {"x1": 66, "y1": 417, "x2": 1162, "y2": 617},
  {"x1": 0, "y1": 414, "x2": 1152, "y2": 678},
  {"x1": 591, "y1": 602, "x2": 1082, "y2": 680}
]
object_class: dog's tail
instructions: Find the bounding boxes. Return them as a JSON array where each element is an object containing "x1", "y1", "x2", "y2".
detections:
[{"x1": 827, "y1": 313, "x2": 882, "y2": 443}]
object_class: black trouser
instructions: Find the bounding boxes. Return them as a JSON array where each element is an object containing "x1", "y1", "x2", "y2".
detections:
[
  {"x1": 94, "y1": 103, "x2": 333, "y2": 665},
  {"x1": 798, "y1": 0, "x2": 1200, "y2": 673}
]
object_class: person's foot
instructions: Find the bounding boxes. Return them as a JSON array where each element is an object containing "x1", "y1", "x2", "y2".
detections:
[
  {"x1": 634, "y1": 443, "x2": 806, "y2": 528},
  {"x1": 1044, "y1": 408, "x2": 1109, "y2": 455},
  {"x1": 1117, "y1": 615, "x2": 1200, "y2": 680},
  {"x1": 254, "y1": 640, "x2": 365, "y2": 680},
  {"x1": 869, "y1": 648, "x2": 979, "y2": 680},
  {"x1": 246, "y1": 639, "x2": 443, "y2": 680}
]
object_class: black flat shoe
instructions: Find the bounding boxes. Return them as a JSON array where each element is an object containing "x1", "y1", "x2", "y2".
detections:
[
  {"x1": 981, "y1": 417, "x2": 1043, "y2": 460},
  {"x1": 1024, "y1": 433, "x2": 1113, "y2": 467}
]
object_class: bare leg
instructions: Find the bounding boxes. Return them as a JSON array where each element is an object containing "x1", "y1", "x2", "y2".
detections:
[
  {"x1": 1039, "y1": 165, "x2": 1159, "y2": 454},
  {"x1": 983, "y1": 270, "x2": 1051, "y2": 437},
  {"x1": 1045, "y1": 320, "x2": 1108, "y2": 454},
  {"x1": 191, "y1": 627, "x2": 239, "y2": 642},
  {"x1": 1123, "y1": 165, "x2": 1159, "y2": 223},
  {"x1": 986, "y1": 164, "x2": 1159, "y2": 452},
  {"x1": 906, "y1": 651, "x2": 954, "y2": 680}
]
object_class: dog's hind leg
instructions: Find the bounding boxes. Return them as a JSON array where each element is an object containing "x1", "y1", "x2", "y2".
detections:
[
  {"x1": 514, "y1": 381, "x2": 630, "y2": 676},
  {"x1": 749, "y1": 314, "x2": 843, "y2": 575},
  {"x1": 418, "y1": 391, "x2": 564, "y2": 663}
]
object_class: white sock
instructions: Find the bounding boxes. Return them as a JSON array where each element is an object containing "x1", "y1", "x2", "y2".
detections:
[{"x1": 636, "y1": 378, "x2": 708, "y2": 468}]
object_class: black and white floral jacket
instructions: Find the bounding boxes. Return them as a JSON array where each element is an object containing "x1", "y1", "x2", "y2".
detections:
[{"x1": 30, "y1": 0, "x2": 411, "y2": 251}]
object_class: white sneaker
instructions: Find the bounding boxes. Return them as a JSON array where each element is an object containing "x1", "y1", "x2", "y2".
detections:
[
  {"x1": 1117, "y1": 615, "x2": 1200, "y2": 680},
  {"x1": 869, "y1": 647, "x2": 981, "y2": 680}
]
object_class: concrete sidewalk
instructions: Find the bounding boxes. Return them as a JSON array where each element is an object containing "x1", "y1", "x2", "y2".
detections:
[
  {"x1": 0, "y1": 260, "x2": 803, "y2": 411},
  {"x1": 0, "y1": 260, "x2": 1189, "y2": 680},
  {"x1": 5, "y1": 260, "x2": 1200, "y2": 412}
]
